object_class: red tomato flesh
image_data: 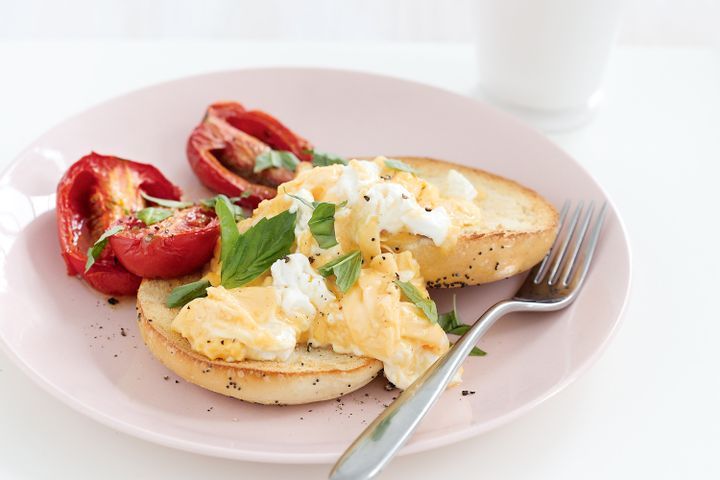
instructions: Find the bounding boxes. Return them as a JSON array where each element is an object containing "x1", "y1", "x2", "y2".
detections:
[
  {"x1": 56, "y1": 152, "x2": 183, "y2": 295},
  {"x1": 109, "y1": 206, "x2": 219, "y2": 279}
]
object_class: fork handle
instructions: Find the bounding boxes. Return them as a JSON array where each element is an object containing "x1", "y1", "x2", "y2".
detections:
[{"x1": 329, "y1": 300, "x2": 524, "y2": 480}]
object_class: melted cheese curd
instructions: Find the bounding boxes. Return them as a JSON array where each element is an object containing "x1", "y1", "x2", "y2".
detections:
[{"x1": 172, "y1": 157, "x2": 481, "y2": 389}]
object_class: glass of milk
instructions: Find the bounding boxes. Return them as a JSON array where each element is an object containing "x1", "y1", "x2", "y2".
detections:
[{"x1": 475, "y1": 0, "x2": 626, "y2": 131}]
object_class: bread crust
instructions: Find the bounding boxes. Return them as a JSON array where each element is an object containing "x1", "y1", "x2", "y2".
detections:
[
  {"x1": 136, "y1": 276, "x2": 383, "y2": 405},
  {"x1": 387, "y1": 157, "x2": 558, "y2": 286}
]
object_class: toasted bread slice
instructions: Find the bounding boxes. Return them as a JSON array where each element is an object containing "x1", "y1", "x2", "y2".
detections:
[
  {"x1": 387, "y1": 157, "x2": 558, "y2": 287},
  {"x1": 136, "y1": 275, "x2": 383, "y2": 405},
  {"x1": 136, "y1": 157, "x2": 556, "y2": 404}
]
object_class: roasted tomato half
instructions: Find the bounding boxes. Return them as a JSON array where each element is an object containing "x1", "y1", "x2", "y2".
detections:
[
  {"x1": 187, "y1": 101, "x2": 313, "y2": 208},
  {"x1": 109, "y1": 206, "x2": 219, "y2": 279},
  {"x1": 56, "y1": 152, "x2": 182, "y2": 295}
]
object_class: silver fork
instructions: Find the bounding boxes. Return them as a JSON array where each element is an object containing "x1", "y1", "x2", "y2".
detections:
[{"x1": 329, "y1": 200, "x2": 608, "y2": 480}]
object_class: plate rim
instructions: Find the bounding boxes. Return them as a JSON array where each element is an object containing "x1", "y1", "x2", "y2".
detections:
[{"x1": 0, "y1": 66, "x2": 632, "y2": 464}]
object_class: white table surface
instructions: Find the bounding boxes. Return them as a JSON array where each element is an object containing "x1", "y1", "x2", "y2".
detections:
[{"x1": 1, "y1": 41, "x2": 718, "y2": 480}]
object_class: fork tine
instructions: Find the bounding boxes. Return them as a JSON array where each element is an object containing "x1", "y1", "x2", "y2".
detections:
[
  {"x1": 548, "y1": 202, "x2": 583, "y2": 285},
  {"x1": 533, "y1": 200, "x2": 570, "y2": 283},
  {"x1": 566, "y1": 202, "x2": 608, "y2": 287},
  {"x1": 560, "y1": 202, "x2": 595, "y2": 286}
]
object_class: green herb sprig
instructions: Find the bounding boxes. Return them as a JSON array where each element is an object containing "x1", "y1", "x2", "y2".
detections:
[
  {"x1": 307, "y1": 149, "x2": 348, "y2": 167},
  {"x1": 220, "y1": 211, "x2": 297, "y2": 289},
  {"x1": 165, "y1": 196, "x2": 297, "y2": 307},
  {"x1": 140, "y1": 191, "x2": 193, "y2": 209},
  {"x1": 285, "y1": 191, "x2": 345, "y2": 249},
  {"x1": 317, "y1": 250, "x2": 362, "y2": 293},
  {"x1": 136, "y1": 207, "x2": 173, "y2": 226},
  {"x1": 394, "y1": 280, "x2": 438, "y2": 323},
  {"x1": 166, "y1": 279, "x2": 211, "y2": 308},
  {"x1": 200, "y1": 194, "x2": 247, "y2": 221},
  {"x1": 254, "y1": 150, "x2": 300, "y2": 173},
  {"x1": 439, "y1": 295, "x2": 486, "y2": 356},
  {"x1": 384, "y1": 158, "x2": 418, "y2": 174},
  {"x1": 84, "y1": 225, "x2": 124, "y2": 272}
]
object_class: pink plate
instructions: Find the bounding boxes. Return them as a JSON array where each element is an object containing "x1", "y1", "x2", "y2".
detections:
[{"x1": 0, "y1": 68, "x2": 630, "y2": 463}]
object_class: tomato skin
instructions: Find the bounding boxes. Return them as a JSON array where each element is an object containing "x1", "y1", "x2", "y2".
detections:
[
  {"x1": 187, "y1": 120, "x2": 278, "y2": 209},
  {"x1": 187, "y1": 101, "x2": 313, "y2": 208},
  {"x1": 62, "y1": 249, "x2": 143, "y2": 296},
  {"x1": 56, "y1": 152, "x2": 182, "y2": 295},
  {"x1": 224, "y1": 109, "x2": 313, "y2": 162},
  {"x1": 109, "y1": 206, "x2": 219, "y2": 279}
]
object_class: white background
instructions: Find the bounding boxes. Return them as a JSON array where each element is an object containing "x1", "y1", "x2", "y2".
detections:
[
  {"x1": 1, "y1": 0, "x2": 720, "y2": 46},
  {"x1": 1, "y1": 2, "x2": 720, "y2": 480}
]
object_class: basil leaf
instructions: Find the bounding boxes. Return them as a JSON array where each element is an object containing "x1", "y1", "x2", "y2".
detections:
[
  {"x1": 221, "y1": 210, "x2": 297, "y2": 289},
  {"x1": 254, "y1": 150, "x2": 300, "y2": 173},
  {"x1": 384, "y1": 158, "x2": 418, "y2": 174},
  {"x1": 284, "y1": 190, "x2": 342, "y2": 249},
  {"x1": 214, "y1": 195, "x2": 241, "y2": 269},
  {"x1": 394, "y1": 280, "x2": 438, "y2": 323},
  {"x1": 440, "y1": 295, "x2": 487, "y2": 356},
  {"x1": 438, "y1": 310, "x2": 458, "y2": 332},
  {"x1": 285, "y1": 191, "x2": 315, "y2": 209},
  {"x1": 200, "y1": 194, "x2": 249, "y2": 208},
  {"x1": 317, "y1": 250, "x2": 362, "y2": 292},
  {"x1": 166, "y1": 279, "x2": 211, "y2": 308},
  {"x1": 447, "y1": 325, "x2": 470, "y2": 335},
  {"x1": 200, "y1": 195, "x2": 247, "y2": 220},
  {"x1": 308, "y1": 202, "x2": 339, "y2": 249},
  {"x1": 141, "y1": 191, "x2": 193, "y2": 209},
  {"x1": 438, "y1": 294, "x2": 461, "y2": 331},
  {"x1": 448, "y1": 342, "x2": 487, "y2": 357},
  {"x1": 136, "y1": 207, "x2": 173, "y2": 226},
  {"x1": 229, "y1": 203, "x2": 246, "y2": 220},
  {"x1": 309, "y1": 149, "x2": 348, "y2": 167},
  {"x1": 84, "y1": 225, "x2": 123, "y2": 272},
  {"x1": 470, "y1": 347, "x2": 487, "y2": 356}
]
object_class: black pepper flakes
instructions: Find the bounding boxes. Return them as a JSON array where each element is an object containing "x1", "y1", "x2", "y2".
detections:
[
  {"x1": 461, "y1": 390, "x2": 476, "y2": 396},
  {"x1": 363, "y1": 195, "x2": 370, "y2": 202},
  {"x1": 107, "y1": 297, "x2": 119, "y2": 305}
]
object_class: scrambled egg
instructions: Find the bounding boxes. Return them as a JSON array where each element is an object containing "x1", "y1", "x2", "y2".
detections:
[{"x1": 171, "y1": 157, "x2": 481, "y2": 389}]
